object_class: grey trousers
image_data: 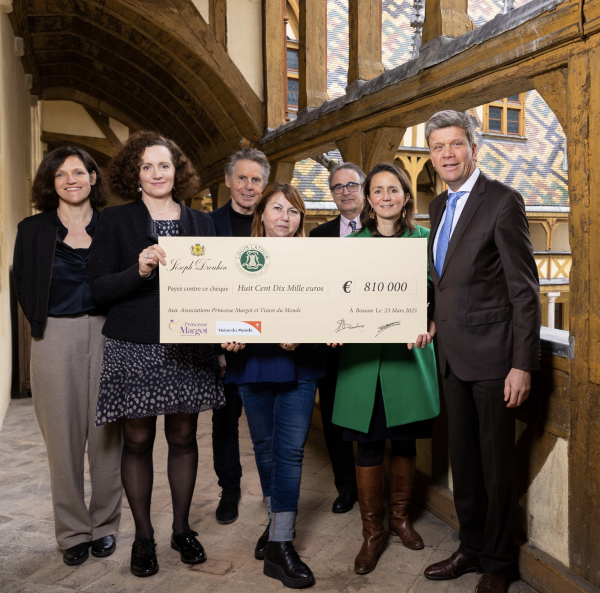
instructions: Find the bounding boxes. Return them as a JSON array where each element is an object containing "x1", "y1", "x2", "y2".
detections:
[{"x1": 30, "y1": 315, "x2": 123, "y2": 549}]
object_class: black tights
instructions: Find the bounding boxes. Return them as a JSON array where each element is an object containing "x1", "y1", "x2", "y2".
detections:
[
  {"x1": 356, "y1": 439, "x2": 417, "y2": 467},
  {"x1": 121, "y1": 412, "x2": 199, "y2": 539}
]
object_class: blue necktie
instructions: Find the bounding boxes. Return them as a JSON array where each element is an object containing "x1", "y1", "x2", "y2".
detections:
[
  {"x1": 435, "y1": 191, "x2": 467, "y2": 277},
  {"x1": 349, "y1": 220, "x2": 357, "y2": 232}
]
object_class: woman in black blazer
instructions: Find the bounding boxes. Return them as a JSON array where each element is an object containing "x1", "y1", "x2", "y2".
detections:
[
  {"x1": 13, "y1": 147, "x2": 122, "y2": 567},
  {"x1": 90, "y1": 131, "x2": 225, "y2": 577}
]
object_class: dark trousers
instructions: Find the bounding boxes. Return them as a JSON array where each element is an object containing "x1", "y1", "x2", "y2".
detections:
[
  {"x1": 442, "y1": 366, "x2": 516, "y2": 575},
  {"x1": 212, "y1": 383, "x2": 243, "y2": 490},
  {"x1": 318, "y1": 349, "x2": 357, "y2": 495}
]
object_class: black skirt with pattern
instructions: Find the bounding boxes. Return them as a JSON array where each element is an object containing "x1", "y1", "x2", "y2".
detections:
[{"x1": 95, "y1": 220, "x2": 225, "y2": 425}]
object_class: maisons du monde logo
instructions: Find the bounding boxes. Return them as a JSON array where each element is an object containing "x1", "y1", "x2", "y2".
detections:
[{"x1": 235, "y1": 244, "x2": 270, "y2": 277}]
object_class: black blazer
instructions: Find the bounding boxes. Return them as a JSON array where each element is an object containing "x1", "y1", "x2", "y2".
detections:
[
  {"x1": 90, "y1": 199, "x2": 215, "y2": 344},
  {"x1": 13, "y1": 211, "x2": 62, "y2": 338},
  {"x1": 428, "y1": 172, "x2": 540, "y2": 381},
  {"x1": 309, "y1": 216, "x2": 341, "y2": 238},
  {"x1": 208, "y1": 201, "x2": 233, "y2": 237}
]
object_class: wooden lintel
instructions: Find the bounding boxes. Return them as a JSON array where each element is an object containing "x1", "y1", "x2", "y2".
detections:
[
  {"x1": 84, "y1": 107, "x2": 123, "y2": 150},
  {"x1": 262, "y1": 0, "x2": 286, "y2": 129},
  {"x1": 209, "y1": 0, "x2": 227, "y2": 48},
  {"x1": 269, "y1": 161, "x2": 296, "y2": 184},
  {"x1": 422, "y1": 0, "x2": 475, "y2": 45},
  {"x1": 348, "y1": 0, "x2": 385, "y2": 85},
  {"x1": 529, "y1": 69, "x2": 569, "y2": 132},
  {"x1": 258, "y1": 0, "x2": 600, "y2": 163},
  {"x1": 298, "y1": 0, "x2": 328, "y2": 110}
]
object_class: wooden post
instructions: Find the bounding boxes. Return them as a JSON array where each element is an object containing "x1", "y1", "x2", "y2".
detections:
[
  {"x1": 298, "y1": 0, "x2": 328, "y2": 111},
  {"x1": 209, "y1": 0, "x2": 227, "y2": 48},
  {"x1": 210, "y1": 182, "x2": 231, "y2": 209},
  {"x1": 421, "y1": 0, "x2": 475, "y2": 46},
  {"x1": 262, "y1": 0, "x2": 286, "y2": 129},
  {"x1": 564, "y1": 48, "x2": 600, "y2": 587},
  {"x1": 347, "y1": 0, "x2": 384, "y2": 86},
  {"x1": 269, "y1": 161, "x2": 296, "y2": 184}
]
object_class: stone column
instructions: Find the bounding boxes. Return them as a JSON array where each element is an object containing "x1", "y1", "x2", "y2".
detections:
[{"x1": 545, "y1": 292, "x2": 560, "y2": 329}]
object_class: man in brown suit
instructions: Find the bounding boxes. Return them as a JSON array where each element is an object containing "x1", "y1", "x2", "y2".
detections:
[{"x1": 414, "y1": 111, "x2": 541, "y2": 593}]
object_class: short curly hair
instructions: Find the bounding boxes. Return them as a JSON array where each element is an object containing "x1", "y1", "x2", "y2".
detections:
[
  {"x1": 109, "y1": 131, "x2": 200, "y2": 201},
  {"x1": 31, "y1": 147, "x2": 108, "y2": 211}
]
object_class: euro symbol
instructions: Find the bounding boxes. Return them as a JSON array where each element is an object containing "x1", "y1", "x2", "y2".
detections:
[{"x1": 343, "y1": 281, "x2": 352, "y2": 293}]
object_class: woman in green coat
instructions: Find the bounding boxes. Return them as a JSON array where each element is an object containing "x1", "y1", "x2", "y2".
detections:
[{"x1": 331, "y1": 162, "x2": 440, "y2": 575}]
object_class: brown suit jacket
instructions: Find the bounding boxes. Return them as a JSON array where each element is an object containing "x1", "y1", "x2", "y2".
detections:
[{"x1": 428, "y1": 172, "x2": 541, "y2": 381}]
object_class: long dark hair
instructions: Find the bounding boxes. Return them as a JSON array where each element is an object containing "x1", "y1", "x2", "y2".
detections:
[
  {"x1": 31, "y1": 147, "x2": 108, "y2": 211},
  {"x1": 359, "y1": 162, "x2": 416, "y2": 237}
]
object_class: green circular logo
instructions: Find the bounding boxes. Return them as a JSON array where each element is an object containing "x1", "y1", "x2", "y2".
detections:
[{"x1": 236, "y1": 244, "x2": 270, "y2": 277}]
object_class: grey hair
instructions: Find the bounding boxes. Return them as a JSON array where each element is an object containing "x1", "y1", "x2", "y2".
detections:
[
  {"x1": 425, "y1": 110, "x2": 476, "y2": 147},
  {"x1": 225, "y1": 147, "x2": 271, "y2": 188},
  {"x1": 328, "y1": 162, "x2": 366, "y2": 189}
]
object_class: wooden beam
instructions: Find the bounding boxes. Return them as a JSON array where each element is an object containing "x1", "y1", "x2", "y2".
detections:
[
  {"x1": 298, "y1": 0, "x2": 328, "y2": 111},
  {"x1": 262, "y1": 0, "x2": 286, "y2": 129},
  {"x1": 422, "y1": 0, "x2": 475, "y2": 45},
  {"x1": 258, "y1": 0, "x2": 600, "y2": 162},
  {"x1": 269, "y1": 161, "x2": 296, "y2": 183},
  {"x1": 209, "y1": 0, "x2": 227, "y2": 48},
  {"x1": 348, "y1": 0, "x2": 384, "y2": 86},
  {"x1": 567, "y1": 48, "x2": 600, "y2": 585},
  {"x1": 530, "y1": 69, "x2": 568, "y2": 132},
  {"x1": 84, "y1": 107, "x2": 123, "y2": 150},
  {"x1": 41, "y1": 131, "x2": 117, "y2": 160},
  {"x1": 336, "y1": 127, "x2": 405, "y2": 172}
]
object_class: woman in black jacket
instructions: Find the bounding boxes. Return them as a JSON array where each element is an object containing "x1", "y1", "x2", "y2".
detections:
[
  {"x1": 13, "y1": 147, "x2": 123, "y2": 567},
  {"x1": 90, "y1": 131, "x2": 226, "y2": 578}
]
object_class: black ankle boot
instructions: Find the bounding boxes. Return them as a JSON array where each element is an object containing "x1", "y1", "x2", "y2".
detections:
[
  {"x1": 254, "y1": 522, "x2": 271, "y2": 560},
  {"x1": 216, "y1": 488, "x2": 241, "y2": 524},
  {"x1": 264, "y1": 541, "x2": 315, "y2": 588},
  {"x1": 171, "y1": 530, "x2": 206, "y2": 564},
  {"x1": 130, "y1": 538, "x2": 158, "y2": 577}
]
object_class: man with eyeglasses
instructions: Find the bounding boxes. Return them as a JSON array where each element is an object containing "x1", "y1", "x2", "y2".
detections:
[{"x1": 309, "y1": 162, "x2": 366, "y2": 513}]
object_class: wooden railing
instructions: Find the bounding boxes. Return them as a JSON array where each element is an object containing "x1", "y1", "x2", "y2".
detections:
[{"x1": 534, "y1": 252, "x2": 572, "y2": 281}]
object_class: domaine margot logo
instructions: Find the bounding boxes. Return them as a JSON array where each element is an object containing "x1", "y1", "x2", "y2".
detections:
[
  {"x1": 169, "y1": 319, "x2": 208, "y2": 336},
  {"x1": 235, "y1": 244, "x2": 270, "y2": 277}
]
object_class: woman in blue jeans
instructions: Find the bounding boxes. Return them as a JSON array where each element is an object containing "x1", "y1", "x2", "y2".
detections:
[{"x1": 225, "y1": 182, "x2": 324, "y2": 589}]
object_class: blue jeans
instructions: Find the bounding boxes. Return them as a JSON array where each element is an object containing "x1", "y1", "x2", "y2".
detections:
[{"x1": 239, "y1": 380, "x2": 317, "y2": 541}]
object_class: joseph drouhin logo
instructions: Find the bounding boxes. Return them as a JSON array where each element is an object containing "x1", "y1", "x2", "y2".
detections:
[
  {"x1": 190, "y1": 244, "x2": 205, "y2": 256},
  {"x1": 235, "y1": 244, "x2": 270, "y2": 277}
]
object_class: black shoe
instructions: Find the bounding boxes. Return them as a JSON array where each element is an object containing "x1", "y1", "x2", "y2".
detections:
[
  {"x1": 216, "y1": 488, "x2": 241, "y2": 524},
  {"x1": 90, "y1": 535, "x2": 116, "y2": 558},
  {"x1": 264, "y1": 541, "x2": 315, "y2": 589},
  {"x1": 171, "y1": 530, "x2": 207, "y2": 565},
  {"x1": 332, "y1": 492, "x2": 358, "y2": 514},
  {"x1": 63, "y1": 542, "x2": 90, "y2": 566},
  {"x1": 254, "y1": 522, "x2": 271, "y2": 560},
  {"x1": 130, "y1": 538, "x2": 158, "y2": 578}
]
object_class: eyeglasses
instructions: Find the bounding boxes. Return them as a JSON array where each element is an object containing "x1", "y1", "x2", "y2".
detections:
[{"x1": 330, "y1": 182, "x2": 362, "y2": 195}]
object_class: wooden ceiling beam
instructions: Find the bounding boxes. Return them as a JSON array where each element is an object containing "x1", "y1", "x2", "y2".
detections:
[
  {"x1": 84, "y1": 107, "x2": 123, "y2": 150},
  {"x1": 259, "y1": 0, "x2": 600, "y2": 162},
  {"x1": 209, "y1": 0, "x2": 227, "y2": 49},
  {"x1": 262, "y1": 0, "x2": 286, "y2": 130}
]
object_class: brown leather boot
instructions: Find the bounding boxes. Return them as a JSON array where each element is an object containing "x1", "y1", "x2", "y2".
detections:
[
  {"x1": 388, "y1": 455, "x2": 424, "y2": 550},
  {"x1": 354, "y1": 464, "x2": 385, "y2": 575}
]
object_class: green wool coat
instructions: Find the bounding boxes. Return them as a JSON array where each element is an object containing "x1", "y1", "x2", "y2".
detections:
[{"x1": 332, "y1": 224, "x2": 440, "y2": 434}]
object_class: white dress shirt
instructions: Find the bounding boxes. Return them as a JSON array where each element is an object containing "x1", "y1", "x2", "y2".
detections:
[
  {"x1": 339, "y1": 214, "x2": 362, "y2": 238},
  {"x1": 432, "y1": 168, "x2": 481, "y2": 266}
]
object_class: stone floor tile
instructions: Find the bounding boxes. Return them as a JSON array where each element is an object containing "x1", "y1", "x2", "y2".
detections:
[
  {"x1": 343, "y1": 571, "x2": 418, "y2": 593},
  {"x1": 408, "y1": 574, "x2": 482, "y2": 593},
  {"x1": 296, "y1": 509, "x2": 356, "y2": 537},
  {"x1": 298, "y1": 488, "x2": 334, "y2": 511}
]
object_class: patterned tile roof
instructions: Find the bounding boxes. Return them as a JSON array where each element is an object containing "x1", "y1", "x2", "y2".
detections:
[{"x1": 293, "y1": 0, "x2": 568, "y2": 209}]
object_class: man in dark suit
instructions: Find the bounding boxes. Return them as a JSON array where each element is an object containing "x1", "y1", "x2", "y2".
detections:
[
  {"x1": 415, "y1": 111, "x2": 540, "y2": 593},
  {"x1": 209, "y1": 147, "x2": 270, "y2": 524},
  {"x1": 309, "y1": 162, "x2": 366, "y2": 512}
]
